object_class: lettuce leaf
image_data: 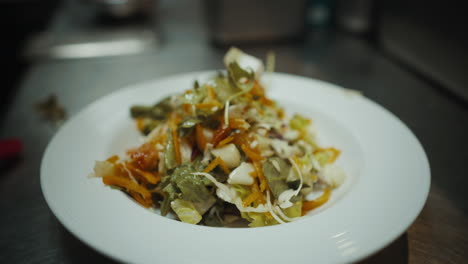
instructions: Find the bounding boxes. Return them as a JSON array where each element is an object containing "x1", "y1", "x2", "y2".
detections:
[
  {"x1": 241, "y1": 212, "x2": 278, "y2": 227},
  {"x1": 263, "y1": 157, "x2": 291, "y2": 199},
  {"x1": 171, "y1": 199, "x2": 202, "y2": 224}
]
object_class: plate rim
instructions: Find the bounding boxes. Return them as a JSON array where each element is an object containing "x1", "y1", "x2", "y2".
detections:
[{"x1": 41, "y1": 71, "x2": 431, "y2": 264}]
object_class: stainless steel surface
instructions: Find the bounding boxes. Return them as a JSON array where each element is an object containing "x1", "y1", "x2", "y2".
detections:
[
  {"x1": 204, "y1": 0, "x2": 306, "y2": 43},
  {"x1": 24, "y1": 0, "x2": 159, "y2": 60},
  {"x1": 1, "y1": 0, "x2": 467, "y2": 263}
]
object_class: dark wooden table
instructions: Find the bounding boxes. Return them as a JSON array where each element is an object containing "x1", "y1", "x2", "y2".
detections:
[{"x1": 1, "y1": 1, "x2": 467, "y2": 263}]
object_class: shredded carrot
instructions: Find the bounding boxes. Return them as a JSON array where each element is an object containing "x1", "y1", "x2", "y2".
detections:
[
  {"x1": 248, "y1": 170, "x2": 257, "y2": 179},
  {"x1": 172, "y1": 128, "x2": 182, "y2": 165},
  {"x1": 207, "y1": 86, "x2": 216, "y2": 99},
  {"x1": 135, "y1": 118, "x2": 145, "y2": 131},
  {"x1": 182, "y1": 103, "x2": 192, "y2": 113},
  {"x1": 301, "y1": 188, "x2": 331, "y2": 215},
  {"x1": 195, "y1": 102, "x2": 222, "y2": 109},
  {"x1": 106, "y1": 155, "x2": 119, "y2": 163},
  {"x1": 242, "y1": 190, "x2": 262, "y2": 207},
  {"x1": 126, "y1": 162, "x2": 160, "y2": 184},
  {"x1": 203, "y1": 157, "x2": 230, "y2": 174},
  {"x1": 195, "y1": 124, "x2": 207, "y2": 151},
  {"x1": 251, "y1": 179, "x2": 266, "y2": 204},
  {"x1": 253, "y1": 161, "x2": 268, "y2": 192},
  {"x1": 314, "y1": 147, "x2": 341, "y2": 163},
  {"x1": 203, "y1": 158, "x2": 219, "y2": 173},
  {"x1": 217, "y1": 158, "x2": 231, "y2": 174},
  {"x1": 212, "y1": 127, "x2": 231, "y2": 146},
  {"x1": 250, "y1": 81, "x2": 265, "y2": 97},
  {"x1": 276, "y1": 108, "x2": 285, "y2": 119},
  {"x1": 260, "y1": 96, "x2": 275, "y2": 106},
  {"x1": 129, "y1": 191, "x2": 152, "y2": 208},
  {"x1": 102, "y1": 175, "x2": 151, "y2": 199},
  {"x1": 229, "y1": 118, "x2": 249, "y2": 130},
  {"x1": 216, "y1": 135, "x2": 234, "y2": 148},
  {"x1": 241, "y1": 144, "x2": 263, "y2": 162}
]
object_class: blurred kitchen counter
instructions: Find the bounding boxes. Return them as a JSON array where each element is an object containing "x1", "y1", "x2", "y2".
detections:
[{"x1": 1, "y1": 0, "x2": 467, "y2": 263}]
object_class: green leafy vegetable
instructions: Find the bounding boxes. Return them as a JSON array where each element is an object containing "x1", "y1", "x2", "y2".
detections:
[
  {"x1": 165, "y1": 128, "x2": 177, "y2": 170},
  {"x1": 178, "y1": 117, "x2": 201, "y2": 137},
  {"x1": 283, "y1": 199, "x2": 302, "y2": 218},
  {"x1": 289, "y1": 114, "x2": 310, "y2": 131},
  {"x1": 130, "y1": 97, "x2": 173, "y2": 120},
  {"x1": 263, "y1": 157, "x2": 291, "y2": 199},
  {"x1": 241, "y1": 212, "x2": 278, "y2": 227}
]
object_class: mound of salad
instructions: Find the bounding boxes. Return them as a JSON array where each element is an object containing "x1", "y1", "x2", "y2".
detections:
[{"x1": 91, "y1": 48, "x2": 345, "y2": 227}]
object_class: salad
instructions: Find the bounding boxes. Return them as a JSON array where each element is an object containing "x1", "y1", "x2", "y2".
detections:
[{"x1": 91, "y1": 48, "x2": 345, "y2": 227}]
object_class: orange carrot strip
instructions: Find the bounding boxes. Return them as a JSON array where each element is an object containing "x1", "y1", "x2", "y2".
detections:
[
  {"x1": 207, "y1": 86, "x2": 216, "y2": 99},
  {"x1": 229, "y1": 118, "x2": 249, "y2": 130},
  {"x1": 301, "y1": 188, "x2": 331, "y2": 216},
  {"x1": 203, "y1": 157, "x2": 221, "y2": 173},
  {"x1": 253, "y1": 161, "x2": 268, "y2": 192},
  {"x1": 102, "y1": 176, "x2": 151, "y2": 199},
  {"x1": 248, "y1": 170, "x2": 257, "y2": 179},
  {"x1": 172, "y1": 128, "x2": 182, "y2": 165},
  {"x1": 195, "y1": 124, "x2": 207, "y2": 151},
  {"x1": 135, "y1": 118, "x2": 145, "y2": 131},
  {"x1": 216, "y1": 135, "x2": 234, "y2": 148},
  {"x1": 241, "y1": 144, "x2": 263, "y2": 162},
  {"x1": 126, "y1": 163, "x2": 160, "y2": 184},
  {"x1": 217, "y1": 158, "x2": 231, "y2": 174},
  {"x1": 212, "y1": 127, "x2": 231, "y2": 146},
  {"x1": 129, "y1": 191, "x2": 152, "y2": 208},
  {"x1": 195, "y1": 102, "x2": 221, "y2": 109},
  {"x1": 203, "y1": 157, "x2": 231, "y2": 174},
  {"x1": 251, "y1": 179, "x2": 266, "y2": 204},
  {"x1": 242, "y1": 191, "x2": 261, "y2": 207},
  {"x1": 250, "y1": 81, "x2": 265, "y2": 97},
  {"x1": 260, "y1": 96, "x2": 275, "y2": 106},
  {"x1": 182, "y1": 103, "x2": 192, "y2": 113}
]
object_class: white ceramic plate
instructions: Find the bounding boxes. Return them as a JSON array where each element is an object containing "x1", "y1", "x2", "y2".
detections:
[{"x1": 41, "y1": 72, "x2": 430, "y2": 264}]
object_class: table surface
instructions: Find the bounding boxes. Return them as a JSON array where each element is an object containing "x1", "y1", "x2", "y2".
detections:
[{"x1": 1, "y1": 1, "x2": 467, "y2": 263}]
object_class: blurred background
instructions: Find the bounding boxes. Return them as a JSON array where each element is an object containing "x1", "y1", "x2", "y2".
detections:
[
  {"x1": 1, "y1": 0, "x2": 467, "y2": 263},
  {"x1": 1, "y1": 0, "x2": 467, "y2": 107}
]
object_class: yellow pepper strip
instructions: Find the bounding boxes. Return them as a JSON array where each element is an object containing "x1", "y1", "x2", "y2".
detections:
[
  {"x1": 102, "y1": 175, "x2": 151, "y2": 199},
  {"x1": 301, "y1": 188, "x2": 331, "y2": 216},
  {"x1": 216, "y1": 136, "x2": 234, "y2": 148}
]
